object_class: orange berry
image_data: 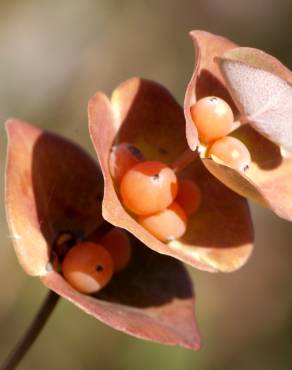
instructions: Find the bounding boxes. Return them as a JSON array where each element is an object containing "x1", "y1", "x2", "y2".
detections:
[
  {"x1": 109, "y1": 142, "x2": 144, "y2": 182},
  {"x1": 138, "y1": 202, "x2": 187, "y2": 242},
  {"x1": 176, "y1": 179, "x2": 201, "y2": 216},
  {"x1": 62, "y1": 242, "x2": 113, "y2": 294},
  {"x1": 207, "y1": 136, "x2": 251, "y2": 172},
  {"x1": 100, "y1": 228, "x2": 132, "y2": 273},
  {"x1": 120, "y1": 161, "x2": 178, "y2": 215},
  {"x1": 190, "y1": 96, "x2": 234, "y2": 143}
]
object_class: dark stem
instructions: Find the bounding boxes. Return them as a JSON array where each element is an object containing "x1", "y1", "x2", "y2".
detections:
[{"x1": 0, "y1": 290, "x2": 60, "y2": 370}]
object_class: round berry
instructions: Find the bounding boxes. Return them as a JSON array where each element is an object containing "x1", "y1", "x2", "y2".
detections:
[
  {"x1": 109, "y1": 142, "x2": 144, "y2": 182},
  {"x1": 120, "y1": 161, "x2": 178, "y2": 215},
  {"x1": 207, "y1": 136, "x2": 251, "y2": 172},
  {"x1": 100, "y1": 228, "x2": 132, "y2": 273},
  {"x1": 138, "y1": 202, "x2": 187, "y2": 242},
  {"x1": 62, "y1": 242, "x2": 113, "y2": 294},
  {"x1": 176, "y1": 179, "x2": 201, "y2": 216},
  {"x1": 190, "y1": 96, "x2": 234, "y2": 143}
]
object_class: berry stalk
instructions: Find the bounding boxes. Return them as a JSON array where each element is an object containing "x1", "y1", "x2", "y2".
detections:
[
  {"x1": 0, "y1": 290, "x2": 59, "y2": 370},
  {"x1": 170, "y1": 148, "x2": 198, "y2": 173}
]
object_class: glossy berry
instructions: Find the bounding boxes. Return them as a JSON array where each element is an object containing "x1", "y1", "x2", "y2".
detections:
[
  {"x1": 62, "y1": 242, "x2": 113, "y2": 294},
  {"x1": 100, "y1": 227, "x2": 132, "y2": 272},
  {"x1": 109, "y1": 142, "x2": 144, "y2": 182},
  {"x1": 138, "y1": 202, "x2": 187, "y2": 242},
  {"x1": 190, "y1": 96, "x2": 234, "y2": 143},
  {"x1": 207, "y1": 136, "x2": 251, "y2": 172},
  {"x1": 176, "y1": 179, "x2": 201, "y2": 216},
  {"x1": 120, "y1": 161, "x2": 178, "y2": 215}
]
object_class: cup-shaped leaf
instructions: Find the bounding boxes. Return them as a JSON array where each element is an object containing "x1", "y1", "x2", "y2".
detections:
[
  {"x1": 5, "y1": 119, "x2": 200, "y2": 349},
  {"x1": 184, "y1": 31, "x2": 292, "y2": 222},
  {"x1": 5, "y1": 119, "x2": 103, "y2": 276},
  {"x1": 42, "y1": 238, "x2": 200, "y2": 350},
  {"x1": 88, "y1": 78, "x2": 254, "y2": 272}
]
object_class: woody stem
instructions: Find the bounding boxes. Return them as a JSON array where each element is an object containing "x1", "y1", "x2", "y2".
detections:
[{"x1": 0, "y1": 290, "x2": 60, "y2": 370}]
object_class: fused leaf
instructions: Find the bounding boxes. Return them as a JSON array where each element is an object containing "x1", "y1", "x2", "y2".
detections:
[
  {"x1": 5, "y1": 119, "x2": 200, "y2": 348},
  {"x1": 5, "y1": 119, "x2": 103, "y2": 275},
  {"x1": 217, "y1": 47, "x2": 292, "y2": 152},
  {"x1": 42, "y1": 239, "x2": 200, "y2": 350},
  {"x1": 185, "y1": 31, "x2": 292, "y2": 222},
  {"x1": 89, "y1": 78, "x2": 254, "y2": 272}
]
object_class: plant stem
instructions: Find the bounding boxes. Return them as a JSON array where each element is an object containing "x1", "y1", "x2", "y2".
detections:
[
  {"x1": 170, "y1": 148, "x2": 198, "y2": 173},
  {"x1": 0, "y1": 290, "x2": 60, "y2": 370}
]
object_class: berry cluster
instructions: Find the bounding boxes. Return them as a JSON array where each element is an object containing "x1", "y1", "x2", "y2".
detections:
[
  {"x1": 110, "y1": 143, "x2": 201, "y2": 242},
  {"x1": 60, "y1": 227, "x2": 132, "y2": 294},
  {"x1": 190, "y1": 96, "x2": 251, "y2": 172}
]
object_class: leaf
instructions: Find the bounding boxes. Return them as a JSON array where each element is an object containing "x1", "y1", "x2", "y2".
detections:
[
  {"x1": 184, "y1": 32, "x2": 292, "y2": 222},
  {"x1": 5, "y1": 119, "x2": 200, "y2": 349},
  {"x1": 202, "y1": 124, "x2": 292, "y2": 221},
  {"x1": 42, "y1": 238, "x2": 200, "y2": 350},
  {"x1": 184, "y1": 30, "x2": 238, "y2": 150},
  {"x1": 88, "y1": 78, "x2": 254, "y2": 272},
  {"x1": 217, "y1": 47, "x2": 292, "y2": 151},
  {"x1": 5, "y1": 119, "x2": 103, "y2": 275}
]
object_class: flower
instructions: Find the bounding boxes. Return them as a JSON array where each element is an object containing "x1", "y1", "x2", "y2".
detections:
[
  {"x1": 184, "y1": 30, "x2": 292, "y2": 222},
  {"x1": 5, "y1": 119, "x2": 200, "y2": 350},
  {"x1": 88, "y1": 78, "x2": 253, "y2": 273}
]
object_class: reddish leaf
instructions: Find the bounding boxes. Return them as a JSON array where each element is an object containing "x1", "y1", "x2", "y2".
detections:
[
  {"x1": 5, "y1": 119, "x2": 103, "y2": 275},
  {"x1": 88, "y1": 78, "x2": 254, "y2": 272},
  {"x1": 42, "y1": 239, "x2": 200, "y2": 350},
  {"x1": 184, "y1": 32, "x2": 292, "y2": 222},
  {"x1": 217, "y1": 47, "x2": 292, "y2": 151},
  {"x1": 203, "y1": 124, "x2": 292, "y2": 221},
  {"x1": 5, "y1": 119, "x2": 200, "y2": 349},
  {"x1": 184, "y1": 30, "x2": 238, "y2": 150}
]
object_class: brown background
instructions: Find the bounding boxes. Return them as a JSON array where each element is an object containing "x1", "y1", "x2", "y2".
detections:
[{"x1": 1, "y1": 1, "x2": 292, "y2": 369}]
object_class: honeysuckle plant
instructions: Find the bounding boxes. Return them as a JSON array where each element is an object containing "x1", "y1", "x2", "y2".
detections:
[
  {"x1": 7, "y1": 28, "x2": 290, "y2": 369},
  {"x1": 2, "y1": 119, "x2": 200, "y2": 369},
  {"x1": 184, "y1": 30, "x2": 292, "y2": 221}
]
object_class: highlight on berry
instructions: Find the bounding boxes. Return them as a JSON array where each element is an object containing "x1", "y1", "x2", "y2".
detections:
[
  {"x1": 60, "y1": 228, "x2": 132, "y2": 294},
  {"x1": 109, "y1": 142, "x2": 206, "y2": 244},
  {"x1": 190, "y1": 96, "x2": 234, "y2": 143},
  {"x1": 190, "y1": 96, "x2": 251, "y2": 172},
  {"x1": 120, "y1": 160, "x2": 178, "y2": 215},
  {"x1": 62, "y1": 242, "x2": 114, "y2": 294}
]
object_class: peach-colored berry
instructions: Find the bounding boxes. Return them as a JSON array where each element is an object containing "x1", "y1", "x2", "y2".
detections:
[
  {"x1": 190, "y1": 96, "x2": 234, "y2": 143},
  {"x1": 138, "y1": 202, "x2": 187, "y2": 242},
  {"x1": 109, "y1": 142, "x2": 143, "y2": 182},
  {"x1": 120, "y1": 161, "x2": 178, "y2": 215},
  {"x1": 100, "y1": 228, "x2": 132, "y2": 273},
  {"x1": 62, "y1": 242, "x2": 113, "y2": 294},
  {"x1": 207, "y1": 136, "x2": 251, "y2": 172},
  {"x1": 176, "y1": 179, "x2": 201, "y2": 216}
]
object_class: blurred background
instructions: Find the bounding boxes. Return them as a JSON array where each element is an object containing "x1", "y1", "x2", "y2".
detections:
[{"x1": 1, "y1": 0, "x2": 292, "y2": 369}]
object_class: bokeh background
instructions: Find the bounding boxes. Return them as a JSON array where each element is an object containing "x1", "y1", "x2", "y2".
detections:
[{"x1": 1, "y1": 1, "x2": 292, "y2": 369}]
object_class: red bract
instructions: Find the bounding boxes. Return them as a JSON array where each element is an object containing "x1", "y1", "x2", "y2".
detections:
[
  {"x1": 5, "y1": 119, "x2": 200, "y2": 350},
  {"x1": 185, "y1": 30, "x2": 292, "y2": 221},
  {"x1": 88, "y1": 78, "x2": 254, "y2": 273}
]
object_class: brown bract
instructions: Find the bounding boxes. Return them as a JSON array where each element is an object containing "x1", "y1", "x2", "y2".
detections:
[
  {"x1": 184, "y1": 31, "x2": 292, "y2": 222},
  {"x1": 88, "y1": 78, "x2": 254, "y2": 273},
  {"x1": 5, "y1": 119, "x2": 200, "y2": 350}
]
